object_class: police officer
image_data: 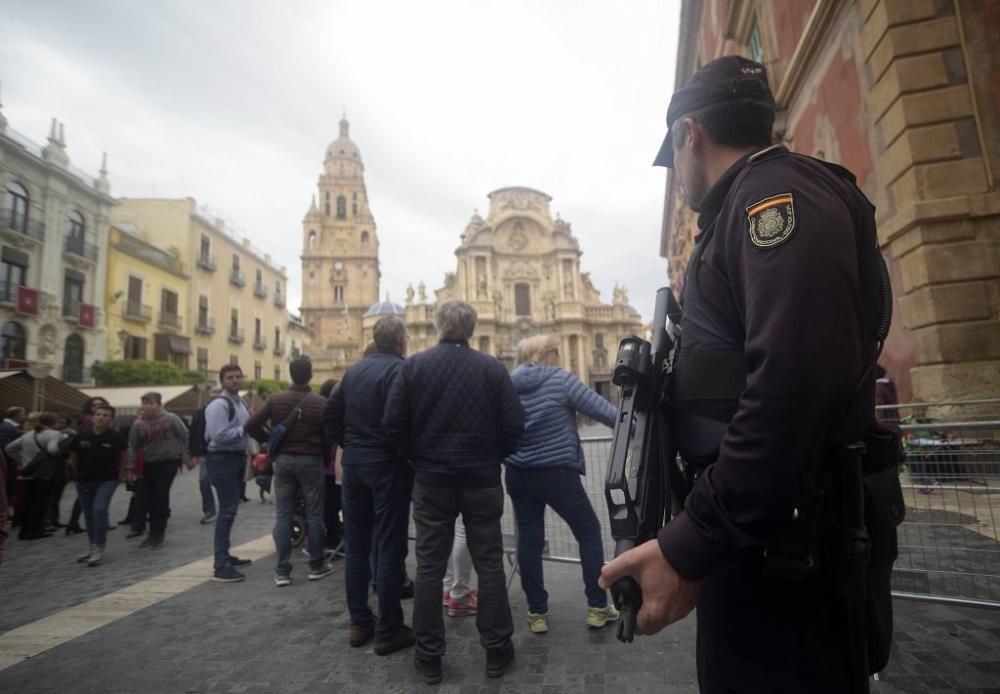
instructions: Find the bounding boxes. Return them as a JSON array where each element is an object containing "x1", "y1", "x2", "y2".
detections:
[{"x1": 599, "y1": 56, "x2": 885, "y2": 692}]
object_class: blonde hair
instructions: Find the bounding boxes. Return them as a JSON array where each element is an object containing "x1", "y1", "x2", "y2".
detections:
[{"x1": 516, "y1": 335, "x2": 560, "y2": 365}]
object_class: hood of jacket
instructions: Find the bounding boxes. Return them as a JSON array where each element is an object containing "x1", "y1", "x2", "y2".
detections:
[{"x1": 511, "y1": 363, "x2": 560, "y2": 394}]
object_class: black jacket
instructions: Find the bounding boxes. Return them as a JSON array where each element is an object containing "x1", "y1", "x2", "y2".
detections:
[
  {"x1": 322, "y1": 348, "x2": 405, "y2": 466},
  {"x1": 382, "y1": 338, "x2": 524, "y2": 488}
]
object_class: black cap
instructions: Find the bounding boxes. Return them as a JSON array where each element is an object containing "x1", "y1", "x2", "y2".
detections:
[{"x1": 653, "y1": 55, "x2": 774, "y2": 168}]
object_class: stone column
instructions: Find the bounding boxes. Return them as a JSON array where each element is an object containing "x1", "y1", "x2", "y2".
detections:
[{"x1": 863, "y1": 0, "x2": 1000, "y2": 402}]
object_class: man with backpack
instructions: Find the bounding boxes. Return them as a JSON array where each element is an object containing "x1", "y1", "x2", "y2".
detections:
[
  {"x1": 246, "y1": 357, "x2": 334, "y2": 586},
  {"x1": 203, "y1": 364, "x2": 252, "y2": 582}
]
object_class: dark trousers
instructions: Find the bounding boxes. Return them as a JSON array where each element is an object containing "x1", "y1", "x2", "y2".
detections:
[
  {"x1": 412, "y1": 482, "x2": 513, "y2": 660},
  {"x1": 47, "y1": 477, "x2": 68, "y2": 525},
  {"x1": 206, "y1": 451, "x2": 245, "y2": 569},
  {"x1": 505, "y1": 465, "x2": 608, "y2": 613},
  {"x1": 696, "y1": 553, "x2": 849, "y2": 693},
  {"x1": 342, "y1": 463, "x2": 411, "y2": 641},
  {"x1": 69, "y1": 497, "x2": 83, "y2": 528},
  {"x1": 126, "y1": 483, "x2": 148, "y2": 531},
  {"x1": 140, "y1": 461, "x2": 178, "y2": 537},
  {"x1": 18, "y1": 477, "x2": 52, "y2": 538},
  {"x1": 323, "y1": 475, "x2": 343, "y2": 548}
]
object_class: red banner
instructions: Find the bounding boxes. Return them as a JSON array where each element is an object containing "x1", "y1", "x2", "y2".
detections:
[
  {"x1": 15, "y1": 286, "x2": 38, "y2": 315},
  {"x1": 78, "y1": 303, "x2": 95, "y2": 328}
]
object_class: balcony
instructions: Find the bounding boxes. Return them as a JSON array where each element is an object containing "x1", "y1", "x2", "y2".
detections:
[
  {"x1": 274, "y1": 294, "x2": 286, "y2": 309},
  {"x1": 64, "y1": 236, "x2": 99, "y2": 262},
  {"x1": 254, "y1": 282, "x2": 268, "y2": 299},
  {"x1": 229, "y1": 268, "x2": 245, "y2": 287},
  {"x1": 124, "y1": 301, "x2": 152, "y2": 322},
  {"x1": 196, "y1": 253, "x2": 217, "y2": 272},
  {"x1": 62, "y1": 365, "x2": 91, "y2": 385},
  {"x1": 159, "y1": 311, "x2": 182, "y2": 329},
  {"x1": 228, "y1": 327, "x2": 245, "y2": 344},
  {"x1": 62, "y1": 300, "x2": 80, "y2": 318},
  {"x1": 0, "y1": 283, "x2": 21, "y2": 304},
  {"x1": 0, "y1": 207, "x2": 45, "y2": 242},
  {"x1": 195, "y1": 318, "x2": 215, "y2": 335},
  {"x1": 273, "y1": 343, "x2": 286, "y2": 357},
  {"x1": 253, "y1": 336, "x2": 267, "y2": 351}
]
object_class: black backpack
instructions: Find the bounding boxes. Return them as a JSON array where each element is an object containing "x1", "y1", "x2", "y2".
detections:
[{"x1": 188, "y1": 398, "x2": 236, "y2": 457}]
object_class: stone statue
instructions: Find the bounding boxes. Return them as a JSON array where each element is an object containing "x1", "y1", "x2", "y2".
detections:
[
  {"x1": 406, "y1": 284, "x2": 415, "y2": 305},
  {"x1": 418, "y1": 281, "x2": 427, "y2": 303},
  {"x1": 477, "y1": 274, "x2": 488, "y2": 299}
]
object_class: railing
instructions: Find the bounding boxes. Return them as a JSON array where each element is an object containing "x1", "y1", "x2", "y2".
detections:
[
  {"x1": 254, "y1": 282, "x2": 268, "y2": 299},
  {"x1": 228, "y1": 328, "x2": 245, "y2": 344},
  {"x1": 273, "y1": 344, "x2": 286, "y2": 357},
  {"x1": 195, "y1": 318, "x2": 215, "y2": 335},
  {"x1": 0, "y1": 207, "x2": 45, "y2": 242},
  {"x1": 230, "y1": 268, "x2": 245, "y2": 287},
  {"x1": 124, "y1": 302, "x2": 152, "y2": 322},
  {"x1": 61, "y1": 365, "x2": 90, "y2": 384},
  {"x1": 159, "y1": 311, "x2": 182, "y2": 329},
  {"x1": 196, "y1": 253, "x2": 217, "y2": 272},
  {"x1": 253, "y1": 336, "x2": 267, "y2": 351},
  {"x1": 274, "y1": 294, "x2": 286, "y2": 308},
  {"x1": 64, "y1": 236, "x2": 99, "y2": 261}
]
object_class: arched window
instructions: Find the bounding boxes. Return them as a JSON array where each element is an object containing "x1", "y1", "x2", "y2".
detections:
[
  {"x1": 336, "y1": 196, "x2": 346, "y2": 219},
  {"x1": 68, "y1": 210, "x2": 85, "y2": 241},
  {"x1": 307, "y1": 230, "x2": 317, "y2": 247},
  {"x1": 515, "y1": 283, "x2": 531, "y2": 316},
  {"x1": 63, "y1": 334, "x2": 84, "y2": 382},
  {"x1": 1, "y1": 321, "x2": 26, "y2": 360},
  {"x1": 361, "y1": 231, "x2": 370, "y2": 248},
  {"x1": 4, "y1": 182, "x2": 29, "y2": 232}
]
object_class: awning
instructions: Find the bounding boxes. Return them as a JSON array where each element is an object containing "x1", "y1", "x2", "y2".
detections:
[{"x1": 168, "y1": 335, "x2": 191, "y2": 355}]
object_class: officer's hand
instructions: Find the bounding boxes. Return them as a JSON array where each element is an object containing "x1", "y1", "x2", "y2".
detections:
[{"x1": 598, "y1": 538, "x2": 700, "y2": 635}]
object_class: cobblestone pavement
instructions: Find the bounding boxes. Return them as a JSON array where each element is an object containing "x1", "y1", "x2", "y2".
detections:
[{"x1": 1, "y1": 469, "x2": 1000, "y2": 693}]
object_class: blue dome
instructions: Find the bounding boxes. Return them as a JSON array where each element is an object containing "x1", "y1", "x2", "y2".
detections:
[{"x1": 365, "y1": 299, "x2": 405, "y2": 317}]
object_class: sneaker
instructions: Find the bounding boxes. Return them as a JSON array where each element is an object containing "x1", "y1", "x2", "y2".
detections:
[
  {"x1": 148, "y1": 535, "x2": 165, "y2": 550},
  {"x1": 212, "y1": 565, "x2": 246, "y2": 583},
  {"x1": 586, "y1": 604, "x2": 621, "y2": 629},
  {"x1": 76, "y1": 545, "x2": 95, "y2": 563},
  {"x1": 138, "y1": 536, "x2": 154, "y2": 548},
  {"x1": 274, "y1": 574, "x2": 291, "y2": 587},
  {"x1": 527, "y1": 612, "x2": 549, "y2": 634},
  {"x1": 199, "y1": 512, "x2": 217, "y2": 524},
  {"x1": 485, "y1": 643, "x2": 515, "y2": 678},
  {"x1": 228, "y1": 555, "x2": 252, "y2": 568},
  {"x1": 374, "y1": 625, "x2": 416, "y2": 656},
  {"x1": 65, "y1": 525, "x2": 85, "y2": 536},
  {"x1": 349, "y1": 624, "x2": 374, "y2": 648},
  {"x1": 87, "y1": 546, "x2": 104, "y2": 567},
  {"x1": 308, "y1": 561, "x2": 335, "y2": 581},
  {"x1": 414, "y1": 657, "x2": 443, "y2": 685},
  {"x1": 447, "y1": 591, "x2": 478, "y2": 617},
  {"x1": 128, "y1": 529, "x2": 146, "y2": 539}
]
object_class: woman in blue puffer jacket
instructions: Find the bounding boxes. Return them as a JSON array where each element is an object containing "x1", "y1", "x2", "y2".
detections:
[{"x1": 504, "y1": 334, "x2": 619, "y2": 635}]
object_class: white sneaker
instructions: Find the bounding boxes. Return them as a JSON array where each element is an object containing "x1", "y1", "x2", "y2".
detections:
[
  {"x1": 275, "y1": 574, "x2": 291, "y2": 587},
  {"x1": 87, "y1": 546, "x2": 104, "y2": 567},
  {"x1": 308, "y1": 562, "x2": 335, "y2": 581},
  {"x1": 77, "y1": 545, "x2": 95, "y2": 563}
]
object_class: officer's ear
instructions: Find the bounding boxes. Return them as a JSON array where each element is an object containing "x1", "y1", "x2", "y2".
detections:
[{"x1": 681, "y1": 118, "x2": 705, "y2": 156}]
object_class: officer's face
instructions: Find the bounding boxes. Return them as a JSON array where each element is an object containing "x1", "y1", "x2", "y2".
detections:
[{"x1": 674, "y1": 119, "x2": 709, "y2": 211}]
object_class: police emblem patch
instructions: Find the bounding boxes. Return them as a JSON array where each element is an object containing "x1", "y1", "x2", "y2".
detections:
[{"x1": 747, "y1": 193, "x2": 796, "y2": 249}]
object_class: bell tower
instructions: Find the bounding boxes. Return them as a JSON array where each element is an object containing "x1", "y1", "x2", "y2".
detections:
[{"x1": 300, "y1": 116, "x2": 380, "y2": 379}]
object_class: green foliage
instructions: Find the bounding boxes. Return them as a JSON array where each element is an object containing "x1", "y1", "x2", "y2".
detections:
[
  {"x1": 93, "y1": 360, "x2": 209, "y2": 387},
  {"x1": 241, "y1": 379, "x2": 290, "y2": 397}
]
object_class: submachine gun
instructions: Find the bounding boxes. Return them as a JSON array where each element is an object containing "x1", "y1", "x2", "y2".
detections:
[{"x1": 604, "y1": 287, "x2": 683, "y2": 643}]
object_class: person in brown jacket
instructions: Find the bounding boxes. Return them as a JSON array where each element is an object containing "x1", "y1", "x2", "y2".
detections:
[{"x1": 245, "y1": 357, "x2": 334, "y2": 586}]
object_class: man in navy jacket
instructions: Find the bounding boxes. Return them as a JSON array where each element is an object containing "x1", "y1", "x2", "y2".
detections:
[{"x1": 383, "y1": 300, "x2": 524, "y2": 685}]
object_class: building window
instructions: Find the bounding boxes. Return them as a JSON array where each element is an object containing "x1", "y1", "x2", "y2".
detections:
[
  {"x1": 63, "y1": 274, "x2": 85, "y2": 317},
  {"x1": 254, "y1": 361, "x2": 262, "y2": 380},
  {"x1": 230, "y1": 308, "x2": 239, "y2": 335},
  {"x1": 595, "y1": 333, "x2": 604, "y2": 350},
  {"x1": 63, "y1": 334, "x2": 84, "y2": 382},
  {"x1": 124, "y1": 335, "x2": 147, "y2": 360},
  {"x1": 197, "y1": 347, "x2": 209, "y2": 373},
  {"x1": 274, "y1": 326, "x2": 280, "y2": 346},
  {"x1": 198, "y1": 295, "x2": 209, "y2": 327},
  {"x1": 336, "y1": 196, "x2": 346, "y2": 219},
  {"x1": 229, "y1": 353, "x2": 239, "y2": 366},
  {"x1": 200, "y1": 234, "x2": 211, "y2": 260},
  {"x1": 334, "y1": 285, "x2": 344, "y2": 303},
  {"x1": 361, "y1": 231, "x2": 369, "y2": 248},
  {"x1": 161, "y1": 288, "x2": 179, "y2": 324},
  {"x1": 255, "y1": 317, "x2": 262, "y2": 341},
  {"x1": 1, "y1": 321, "x2": 26, "y2": 360},
  {"x1": 232, "y1": 254, "x2": 240, "y2": 270},
  {"x1": 274, "y1": 365, "x2": 281, "y2": 380},
  {"x1": 3, "y1": 182, "x2": 29, "y2": 232},
  {"x1": 0, "y1": 251, "x2": 27, "y2": 303},
  {"x1": 515, "y1": 283, "x2": 531, "y2": 316},
  {"x1": 67, "y1": 210, "x2": 85, "y2": 243},
  {"x1": 352, "y1": 192, "x2": 357, "y2": 217},
  {"x1": 748, "y1": 19, "x2": 764, "y2": 64},
  {"x1": 255, "y1": 268, "x2": 262, "y2": 284},
  {"x1": 307, "y1": 230, "x2": 317, "y2": 248}
]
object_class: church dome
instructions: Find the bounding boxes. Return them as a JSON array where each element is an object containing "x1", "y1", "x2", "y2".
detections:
[
  {"x1": 364, "y1": 296, "x2": 405, "y2": 317},
  {"x1": 325, "y1": 116, "x2": 362, "y2": 163}
]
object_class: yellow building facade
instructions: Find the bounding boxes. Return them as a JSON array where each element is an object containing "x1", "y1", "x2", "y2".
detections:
[
  {"x1": 113, "y1": 198, "x2": 290, "y2": 382},
  {"x1": 104, "y1": 224, "x2": 190, "y2": 368}
]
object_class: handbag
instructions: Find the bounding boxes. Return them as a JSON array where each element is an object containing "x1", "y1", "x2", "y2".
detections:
[{"x1": 20, "y1": 433, "x2": 60, "y2": 481}]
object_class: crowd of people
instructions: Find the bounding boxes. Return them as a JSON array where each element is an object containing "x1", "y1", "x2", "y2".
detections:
[{"x1": 0, "y1": 299, "x2": 620, "y2": 684}]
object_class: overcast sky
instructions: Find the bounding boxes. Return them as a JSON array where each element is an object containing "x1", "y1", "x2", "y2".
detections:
[{"x1": 1, "y1": 0, "x2": 679, "y2": 323}]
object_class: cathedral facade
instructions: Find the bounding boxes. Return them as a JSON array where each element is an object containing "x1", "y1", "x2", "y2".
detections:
[
  {"x1": 299, "y1": 117, "x2": 380, "y2": 381},
  {"x1": 398, "y1": 187, "x2": 643, "y2": 400}
]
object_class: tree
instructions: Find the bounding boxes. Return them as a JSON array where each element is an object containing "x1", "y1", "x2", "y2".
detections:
[
  {"x1": 241, "y1": 379, "x2": 290, "y2": 397},
  {"x1": 93, "y1": 360, "x2": 208, "y2": 387}
]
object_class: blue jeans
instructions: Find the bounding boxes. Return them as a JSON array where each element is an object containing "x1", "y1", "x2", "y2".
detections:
[
  {"x1": 273, "y1": 454, "x2": 326, "y2": 575},
  {"x1": 206, "y1": 451, "x2": 246, "y2": 569},
  {"x1": 504, "y1": 465, "x2": 608, "y2": 613},
  {"x1": 75, "y1": 480, "x2": 118, "y2": 546},
  {"x1": 342, "y1": 462, "x2": 412, "y2": 640},
  {"x1": 199, "y1": 460, "x2": 216, "y2": 515}
]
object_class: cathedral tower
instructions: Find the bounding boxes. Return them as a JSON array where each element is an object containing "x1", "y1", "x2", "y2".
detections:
[{"x1": 300, "y1": 117, "x2": 380, "y2": 379}]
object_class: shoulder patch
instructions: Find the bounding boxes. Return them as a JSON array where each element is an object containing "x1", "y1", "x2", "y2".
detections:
[{"x1": 746, "y1": 193, "x2": 795, "y2": 249}]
